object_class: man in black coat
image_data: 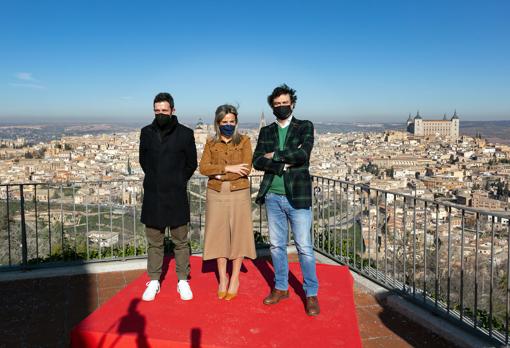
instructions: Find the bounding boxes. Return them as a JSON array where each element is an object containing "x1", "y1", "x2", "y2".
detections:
[{"x1": 139, "y1": 92, "x2": 197, "y2": 301}]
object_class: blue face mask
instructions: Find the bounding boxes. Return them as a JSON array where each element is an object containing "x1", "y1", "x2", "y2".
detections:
[{"x1": 219, "y1": 124, "x2": 235, "y2": 137}]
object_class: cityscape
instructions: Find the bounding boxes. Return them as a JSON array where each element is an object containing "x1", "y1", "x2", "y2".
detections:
[
  {"x1": 2, "y1": 0, "x2": 510, "y2": 346},
  {"x1": 1, "y1": 112, "x2": 510, "y2": 342}
]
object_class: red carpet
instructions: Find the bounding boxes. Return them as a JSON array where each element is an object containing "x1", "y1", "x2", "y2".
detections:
[{"x1": 71, "y1": 256, "x2": 362, "y2": 348}]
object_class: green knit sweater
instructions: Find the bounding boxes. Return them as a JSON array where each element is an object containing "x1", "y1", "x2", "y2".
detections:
[{"x1": 268, "y1": 125, "x2": 288, "y2": 195}]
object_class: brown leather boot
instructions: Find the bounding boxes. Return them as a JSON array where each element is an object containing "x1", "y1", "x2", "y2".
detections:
[
  {"x1": 306, "y1": 296, "x2": 320, "y2": 316},
  {"x1": 263, "y1": 289, "x2": 289, "y2": 305}
]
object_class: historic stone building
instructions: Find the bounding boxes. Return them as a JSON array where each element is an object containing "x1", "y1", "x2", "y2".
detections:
[{"x1": 407, "y1": 111, "x2": 460, "y2": 138}]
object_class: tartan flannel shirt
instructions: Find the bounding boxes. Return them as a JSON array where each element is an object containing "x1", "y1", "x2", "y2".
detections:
[{"x1": 253, "y1": 116, "x2": 314, "y2": 209}]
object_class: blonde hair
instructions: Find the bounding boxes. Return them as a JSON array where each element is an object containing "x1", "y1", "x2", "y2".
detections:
[{"x1": 212, "y1": 104, "x2": 242, "y2": 145}]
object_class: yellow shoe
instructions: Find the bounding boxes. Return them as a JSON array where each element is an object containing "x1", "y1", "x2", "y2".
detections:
[
  {"x1": 224, "y1": 292, "x2": 237, "y2": 301},
  {"x1": 218, "y1": 291, "x2": 227, "y2": 299}
]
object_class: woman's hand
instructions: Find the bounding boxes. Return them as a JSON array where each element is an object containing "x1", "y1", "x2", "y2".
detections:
[{"x1": 225, "y1": 163, "x2": 250, "y2": 176}]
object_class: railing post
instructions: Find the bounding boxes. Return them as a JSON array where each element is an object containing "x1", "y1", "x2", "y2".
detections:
[
  {"x1": 34, "y1": 184, "x2": 39, "y2": 261},
  {"x1": 19, "y1": 184, "x2": 28, "y2": 269},
  {"x1": 311, "y1": 176, "x2": 315, "y2": 247},
  {"x1": 6, "y1": 185, "x2": 12, "y2": 266},
  {"x1": 506, "y1": 222, "x2": 510, "y2": 345},
  {"x1": 60, "y1": 184, "x2": 64, "y2": 257},
  {"x1": 47, "y1": 185, "x2": 51, "y2": 257},
  {"x1": 366, "y1": 185, "x2": 371, "y2": 274}
]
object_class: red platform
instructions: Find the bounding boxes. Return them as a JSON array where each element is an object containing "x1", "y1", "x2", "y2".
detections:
[{"x1": 71, "y1": 256, "x2": 362, "y2": 348}]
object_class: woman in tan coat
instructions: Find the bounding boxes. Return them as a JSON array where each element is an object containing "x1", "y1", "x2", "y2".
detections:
[{"x1": 199, "y1": 104, "x2": 256, "y2": 300}]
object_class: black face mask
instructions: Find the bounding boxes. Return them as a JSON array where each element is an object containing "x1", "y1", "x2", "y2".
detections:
[
  {"x1": 273, "y1": 105, "x2": 292, "y2": 120},
  {"x1": 155, "y1": 113, "x2": 172, "y2": 128}
]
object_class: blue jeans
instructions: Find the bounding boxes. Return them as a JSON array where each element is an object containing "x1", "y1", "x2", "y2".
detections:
[{"x1": 265, "y1": 193, "x2": 319, "y2": 297}]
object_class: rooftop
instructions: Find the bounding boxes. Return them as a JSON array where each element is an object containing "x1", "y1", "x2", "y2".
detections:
[{"x1": 1, "y1": 251, "x2": 458, "y2": 348}]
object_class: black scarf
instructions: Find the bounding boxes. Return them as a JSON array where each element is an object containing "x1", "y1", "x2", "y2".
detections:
[{"x1": 152, "y1": 115, "x2": 179, "y2": 139}]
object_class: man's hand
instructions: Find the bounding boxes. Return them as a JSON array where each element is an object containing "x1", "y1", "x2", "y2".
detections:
[
  {"x1": 264, "y1": 152, "x2": 274, "y2": 159},
  {"x1": 225, "y1": 163, "x2": 250, "y2": 176}
]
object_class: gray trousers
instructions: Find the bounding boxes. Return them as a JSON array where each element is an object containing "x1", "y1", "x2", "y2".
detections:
[{"x1": 145, "y1": 224, "x2": 190, "y2": 281}]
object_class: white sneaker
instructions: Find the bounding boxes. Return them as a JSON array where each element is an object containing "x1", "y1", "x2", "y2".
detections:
[
  {"x1": 177, "y1": 280, "x2": 193, "y2": 300},
  {"x1": 142, "y1": 280, "x2": 160, "y2": 301}
]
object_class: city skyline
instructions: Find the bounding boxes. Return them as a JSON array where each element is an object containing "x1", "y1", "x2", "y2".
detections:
[{"x1": 1, "y1": 0, "x2": 509, "y2": 122}]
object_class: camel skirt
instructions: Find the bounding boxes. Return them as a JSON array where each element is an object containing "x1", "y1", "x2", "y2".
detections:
[{"x1": 203, "y1": 182, "x2": 256, "y2": 260}]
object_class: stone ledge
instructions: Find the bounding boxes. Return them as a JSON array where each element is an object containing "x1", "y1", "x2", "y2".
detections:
[
  {"x1": 350, "y1": 270, "x2": 499, "y2": 348},
  {"x1": 0, "y1": 246, "x2": 298, "y2": 282},
  {"x1": 0, "y1": 258, "x2": 147, "y2": 282}
]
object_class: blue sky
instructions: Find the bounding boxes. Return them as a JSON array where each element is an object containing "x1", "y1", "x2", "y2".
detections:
[{"x1": 0, "y1": 0, "x2": 509, "y2": 124}]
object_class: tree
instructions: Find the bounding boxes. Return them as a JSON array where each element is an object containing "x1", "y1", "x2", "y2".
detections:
[{"x1": 361, "y1": 163, "x2": 380, "y2": 176}]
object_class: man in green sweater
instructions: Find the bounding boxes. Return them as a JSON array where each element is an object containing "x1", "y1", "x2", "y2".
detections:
[{"x1": 253, "y1": 84, "x2": 320, "y2": 316}]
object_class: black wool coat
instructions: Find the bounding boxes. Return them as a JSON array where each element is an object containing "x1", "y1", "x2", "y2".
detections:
[{"x1": 139, "y1": 116, "x2": 197, "y2": 229}]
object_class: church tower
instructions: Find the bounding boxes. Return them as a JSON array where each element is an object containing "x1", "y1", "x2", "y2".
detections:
[
  {"x1": 450, "y1": 110, "x2": 460, "y2": 138},
  {"x1": 259, "y1": 112, "x2": 266, "y2": 131},
  {"x1": 414, "y1": 111, "x2": 424, "y2": 136}
]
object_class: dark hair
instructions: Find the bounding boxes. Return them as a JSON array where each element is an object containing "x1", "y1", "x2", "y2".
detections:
[
  {"x1": 267, "y1": 84, "x2": 297, "y2": 107},
  {"x1": 153, "y1": 92, "x2": 174, "y2": 109}
]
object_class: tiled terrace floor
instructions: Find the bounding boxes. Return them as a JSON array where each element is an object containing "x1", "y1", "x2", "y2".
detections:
[{"x1": 1, "y1": 255, "x2": 456, "y2": 348}]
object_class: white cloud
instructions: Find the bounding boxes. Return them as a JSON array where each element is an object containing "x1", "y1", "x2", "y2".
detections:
[
  {"x1": 16, "y1": 72, "x2": 35, "y2": 81},
  {"x1": 10, "y1": 72, "x2": 45, "y2": 89},
  {"x1": 9, "y1": 83, "x2": 45, "y2": 89}
]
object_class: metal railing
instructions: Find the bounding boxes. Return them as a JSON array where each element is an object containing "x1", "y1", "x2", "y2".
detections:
[
  {"x1": 3, "y1": 174, "x2": 510, "y2": 344},
  {"x1": 311, "y1": 175, "x2": 510, "y2": 346},
  {"x1": 0, "y1": 175, "x2": 269, "y2": 270}
]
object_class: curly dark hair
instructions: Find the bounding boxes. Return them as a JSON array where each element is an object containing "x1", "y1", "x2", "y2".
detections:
[
  {"x1": 153, "y1": 92, "x2": 174, "y2": 109},
  {"x1": 267, "y1": 84, "x2": 297, "y2": 107}
]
